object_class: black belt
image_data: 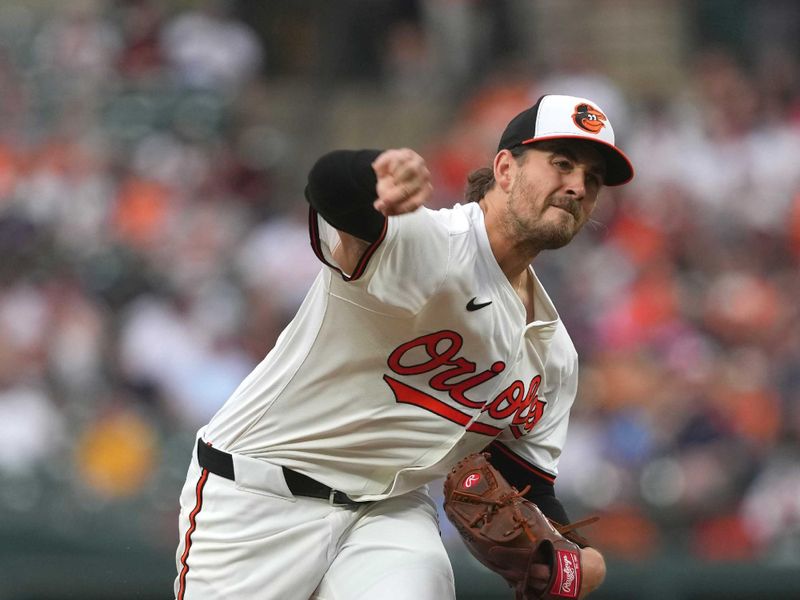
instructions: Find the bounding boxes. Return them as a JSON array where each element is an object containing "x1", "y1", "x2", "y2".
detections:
[{"x1": 196, "y1": 439, "x2": 363, "y2": 507}]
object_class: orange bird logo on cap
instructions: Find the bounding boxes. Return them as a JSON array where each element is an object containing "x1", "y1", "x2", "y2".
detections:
[{"x1": 572, "y1": 103, "x2": 606, "y2": 134}]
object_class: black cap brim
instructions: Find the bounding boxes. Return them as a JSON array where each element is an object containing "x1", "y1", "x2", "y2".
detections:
[{"x1": 525, "y1": 134, "x2": 634, "y2": 186}]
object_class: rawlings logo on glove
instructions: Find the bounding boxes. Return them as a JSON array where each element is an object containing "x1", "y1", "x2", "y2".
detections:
[
  {"x1": 443, "y1": 453, "x2": 596, "y2": 600},
  {"x1": 551, "y1": 549, "x2": 580, "y2": 597}
]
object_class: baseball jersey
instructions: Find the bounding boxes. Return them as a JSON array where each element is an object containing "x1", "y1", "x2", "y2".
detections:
[{"x1": 204, "y1": 202, "x2": 579, "y2": 501}]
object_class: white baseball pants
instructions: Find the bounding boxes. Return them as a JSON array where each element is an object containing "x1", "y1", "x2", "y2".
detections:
[{"x1": 174, "y1": 443, "x2": 455, "y2": 600}]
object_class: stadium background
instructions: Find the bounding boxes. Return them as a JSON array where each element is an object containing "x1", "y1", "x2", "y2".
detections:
[{"x1": 1, "y1": 0, "x2": 799, "y2": 598}]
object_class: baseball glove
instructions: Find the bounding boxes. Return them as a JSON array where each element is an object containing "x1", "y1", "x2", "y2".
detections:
[{"x1": 443, "y1": 453, "x2": 596, "y2": 600}]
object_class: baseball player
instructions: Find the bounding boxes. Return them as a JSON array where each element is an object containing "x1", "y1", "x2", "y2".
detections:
[{"x1": 174, "y1": 94, "x2": 634, "y2": 600}]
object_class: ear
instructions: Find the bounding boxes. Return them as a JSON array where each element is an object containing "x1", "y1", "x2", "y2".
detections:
[{"x1": 493, "y1": 149, "x2": 517, "y2": 193}]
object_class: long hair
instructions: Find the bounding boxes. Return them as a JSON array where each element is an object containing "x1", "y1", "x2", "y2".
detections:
[{"x1": 464, "y1": 146, "x2": 528, "y2": 203}]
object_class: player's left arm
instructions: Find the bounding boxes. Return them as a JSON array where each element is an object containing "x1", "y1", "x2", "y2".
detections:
[
  {"x1": 486, "y1": 445, "x2": 606, "y2": 597},
  {"x1": 485, "y1": 326, "x2": 605, "y2": 597},
  {"x1": 485, "y1": 442, "x2": 569, "y2": 523}
]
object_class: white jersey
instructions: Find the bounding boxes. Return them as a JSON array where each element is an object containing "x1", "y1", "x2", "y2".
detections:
[{"x1": 204, "y1": 202, "x2": 579, "y2": 501}]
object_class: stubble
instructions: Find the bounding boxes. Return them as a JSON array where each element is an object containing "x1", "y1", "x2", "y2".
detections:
[{"x1": 505, "y1": 172, "x2": 581, "y2": 252}]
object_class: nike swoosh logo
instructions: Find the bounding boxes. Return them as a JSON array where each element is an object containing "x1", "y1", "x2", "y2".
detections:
[{"x1": 466, "y1": 297, "x2": 492, "y2": 311}]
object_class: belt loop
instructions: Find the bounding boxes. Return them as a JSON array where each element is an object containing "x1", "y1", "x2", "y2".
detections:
[
  {"x1": 328, "y1": 489, "x2": 359, "y2": 508},
  {"x1": 197, "y1": 438, "x2": 235, "y2": 481}
]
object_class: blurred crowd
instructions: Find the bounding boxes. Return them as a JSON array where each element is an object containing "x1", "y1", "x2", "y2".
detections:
[{"x1": 1, "y1": 0, "x2": 799, "y2": 567}]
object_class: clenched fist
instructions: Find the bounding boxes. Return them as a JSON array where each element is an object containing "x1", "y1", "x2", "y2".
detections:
[{"x1": 372, "y1": 148, "x2": 434, "y2": 216}]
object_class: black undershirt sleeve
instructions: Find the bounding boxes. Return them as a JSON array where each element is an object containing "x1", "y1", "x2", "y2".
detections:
[
  {"x1": 487, "y1": 449, "x2": 571, "y2": 526},
  {"x1": 305, "y1": 149, "x2": 386, "y2": 243}
]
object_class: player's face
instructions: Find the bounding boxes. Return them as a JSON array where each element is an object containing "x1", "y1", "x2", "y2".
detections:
[{"x1": 506, "y1": 141, "x2": 604, "y2": 250}]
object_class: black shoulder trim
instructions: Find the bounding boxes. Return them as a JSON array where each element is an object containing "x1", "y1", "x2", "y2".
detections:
[{"x1": 308, "y1": 208, "x2": 388, "y2": 282}]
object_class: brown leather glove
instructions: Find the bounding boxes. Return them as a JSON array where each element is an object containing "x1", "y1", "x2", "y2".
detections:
[{"x1": 443, "y1": 453, "x2": 594, "y2": 600}]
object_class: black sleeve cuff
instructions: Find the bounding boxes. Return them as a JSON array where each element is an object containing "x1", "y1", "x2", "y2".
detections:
[
  {"x1": 305, "y1": 149, "x2": 386, "y2": 242},
  {"x1": 486, "y1": 445, "x2": 570, "y2": 525}
]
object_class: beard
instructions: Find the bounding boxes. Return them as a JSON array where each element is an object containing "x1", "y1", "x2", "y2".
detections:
[
  {"x1": 506, "y1": 177, "x2": 582, "y2": 251},
  {"x1": 523, "y1": 216, "x2": 575, "y2": 250}
]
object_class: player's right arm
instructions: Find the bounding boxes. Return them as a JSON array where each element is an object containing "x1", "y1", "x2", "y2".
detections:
[{"x1": 305, "y1": 148, "x2": 433, "y2": 274}]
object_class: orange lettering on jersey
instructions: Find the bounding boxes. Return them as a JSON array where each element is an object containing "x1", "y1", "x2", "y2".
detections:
[
  {"x1": 484, "y1": 380, "x2": 525, "y2": 419},
  {"x1": 509, "y1": 376, "x2": 547, "y2": 437},
  {"x1": 430, "y1": 360, "x2": 506, "y2": 408},
  {"x1": 388, "y1": 330, "x2": 463, "y2": 375},
  {"x1": 385, "y1": 330, "x2": 547, "y2": 438},
  {"x1": 387, "y1": 330, "x2": 504, "y2": 409},
  {"x1": 484, "y1": 376, "x2": 546, "y2": 435}
]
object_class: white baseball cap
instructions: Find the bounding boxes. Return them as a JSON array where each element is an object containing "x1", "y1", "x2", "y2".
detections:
[{"x1": 497, "y1": 94, "x2": 634, "y2": 186}]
